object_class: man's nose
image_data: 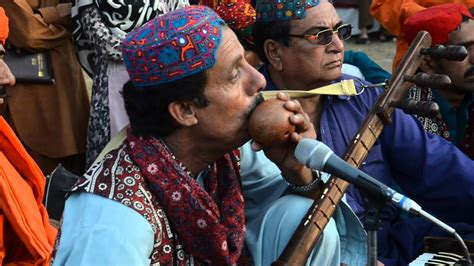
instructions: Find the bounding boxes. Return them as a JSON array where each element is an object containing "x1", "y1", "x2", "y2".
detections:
[
  {"x1": 250, "y1": 65, "x2": 266, "y2": 93},
  {"x1": 328, "y1": 33, "x2": 344, "y2": 53}
]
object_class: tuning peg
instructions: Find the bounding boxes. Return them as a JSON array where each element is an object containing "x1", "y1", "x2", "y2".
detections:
[
  {"x1": 420, "y1": 45, "x2": 468, "y2": 61},
  {"x1": 390, "y1": 99, "x2": 439, "y2": 118},
  {"x1": 404, "y1": 73, "x2": 451, "y2": 90}
]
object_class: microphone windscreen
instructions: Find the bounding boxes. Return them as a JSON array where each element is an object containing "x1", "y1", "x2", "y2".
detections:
[{"x1": 295, "y1": 139, "x2": 333, "y2": 171}]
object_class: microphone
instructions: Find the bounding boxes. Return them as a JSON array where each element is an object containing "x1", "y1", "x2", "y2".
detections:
[
  {"x1": 295, "y1": 139, "x2": 421, "y2": 212},
  {"x1": 295, "y1": 139, "x2": 473, "y2": 265},
  {"x1": 294, "y1": 139, "x2": 458, "y2": 234}
]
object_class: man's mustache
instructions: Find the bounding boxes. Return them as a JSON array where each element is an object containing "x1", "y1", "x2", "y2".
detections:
[{"x1": 245, "y1": 93, "x2": 265, "y2": 119}]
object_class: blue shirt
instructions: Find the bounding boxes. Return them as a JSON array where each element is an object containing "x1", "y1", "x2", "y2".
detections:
[{"x1": 262, "y1": 66, "x2": 474, "y2": 265}]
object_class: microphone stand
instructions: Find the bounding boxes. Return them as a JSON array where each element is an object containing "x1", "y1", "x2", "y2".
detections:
[
  {"x1": 362, "y1": 186, "x2": 472, "y2": 266},
  {"x1": 358, "y1": 186, "x2": 472, "y2": 266},
  {"x1": 361, "y1": 189, "x2": 386, "y2": 266}
]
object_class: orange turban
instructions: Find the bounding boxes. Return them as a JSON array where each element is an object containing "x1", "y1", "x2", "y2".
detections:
[{"x1": 0, "y1": 7, "x2": 8, "y2": 45}]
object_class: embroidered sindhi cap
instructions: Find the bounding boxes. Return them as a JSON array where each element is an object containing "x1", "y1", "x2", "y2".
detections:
[
  {"x1": 216, "y1": 0, "x2": 256, "y2": 30},
  {"x1": 216, "y1": 0, "x2": 256, "y2": 45},
  {"x1": 256, "y1": 0, "x2": 320, "y2": 22},
  {"x1": 122, "y1": 5, "x2": 224, "y2": 87},
  {"x1": 403, "y1": 3, "x2": 473, "y2": 46}
]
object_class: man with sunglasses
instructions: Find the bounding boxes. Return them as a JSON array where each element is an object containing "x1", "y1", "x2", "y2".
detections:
[{"x1": 247, "y1": 0, "x2": 474, "y2": 265}]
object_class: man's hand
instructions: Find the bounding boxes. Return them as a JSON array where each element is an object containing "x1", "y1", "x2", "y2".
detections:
[
  {"x1": 0, "y1": 58, "x2": 15, "y2": 86},
  {"x1": 251, "y1": 92, "x2": 316, "y2": 187}
]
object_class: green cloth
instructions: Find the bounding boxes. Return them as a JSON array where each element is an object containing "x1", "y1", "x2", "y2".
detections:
[{"x1": 343, "y1": 50, "x2": 391, "y2": 84}]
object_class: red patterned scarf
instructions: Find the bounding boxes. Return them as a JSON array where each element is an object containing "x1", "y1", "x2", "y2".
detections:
[{"x1": 126, "y1": 130, "x2": 247, "y2": 264}]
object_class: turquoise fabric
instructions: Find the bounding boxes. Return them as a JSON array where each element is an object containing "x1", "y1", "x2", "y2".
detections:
[
  {"x1": 343, "y1": 50, "x2": 391, "y2": 84},
  {"x1": 432, "y1": 90, "x2": 470, "y2": 146}
]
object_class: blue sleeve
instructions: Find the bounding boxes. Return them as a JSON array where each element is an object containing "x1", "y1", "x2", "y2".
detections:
[
  {"x1": 240, "y1": 141, "x2": 288, "y2": 223},
  {"x1": 344, "y1": 50, "x2": 391, "y2": 84},
  {"x1": 381, "y1": 108, "x2": 474, "y2": 223},
  {"x1": 240, "y1": 142, "x2": 368, "y2": 265},
  {"x1": 53, "y1": 193, "x2": 154, "y2": 265}
]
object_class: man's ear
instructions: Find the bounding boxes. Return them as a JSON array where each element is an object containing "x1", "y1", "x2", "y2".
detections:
[
  {"x1": 168, "y1": 101, "x2": 198, "y2": 127},
  {"x1": 419, "y1": 56, "x2": 438, "y2": 74},
  {"x1": 264, "y1": 39, "x2": 284, "y2": 71}
]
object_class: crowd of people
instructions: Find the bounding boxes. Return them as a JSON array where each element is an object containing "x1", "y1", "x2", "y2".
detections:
[{"x1": 0, "y1": 0, "x2": 473, "y2": 265}]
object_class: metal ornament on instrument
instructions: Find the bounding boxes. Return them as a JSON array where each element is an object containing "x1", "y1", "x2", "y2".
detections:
[{"x1": 260, "y1": 79, "x2": 357, "y2": 100}]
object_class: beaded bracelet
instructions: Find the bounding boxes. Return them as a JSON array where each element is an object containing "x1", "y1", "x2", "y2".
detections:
[{"x1": 287, "y1": 170, "x2": 321, "y2": 192}]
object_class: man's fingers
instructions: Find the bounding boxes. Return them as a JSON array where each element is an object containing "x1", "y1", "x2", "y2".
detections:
[
  {"x1": 284, "y1": 99, "x2": 303, "y2": 113},
  {"x1": 275, "y1": 92, "x2": 290, "y2": 101}
]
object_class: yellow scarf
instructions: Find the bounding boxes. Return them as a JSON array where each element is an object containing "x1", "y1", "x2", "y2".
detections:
[{"x1": 261, "y1": 79, "x2": 357, "y2": 100}]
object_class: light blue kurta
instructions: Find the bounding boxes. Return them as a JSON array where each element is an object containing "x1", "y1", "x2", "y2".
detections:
[{"x1": 53, "y1": 193, "x2": 154, "y2": 265}]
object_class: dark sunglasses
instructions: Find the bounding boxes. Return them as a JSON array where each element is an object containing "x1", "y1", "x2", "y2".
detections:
[{"x1": 288, "y1": 23, "x2": 352, "y2": 46}]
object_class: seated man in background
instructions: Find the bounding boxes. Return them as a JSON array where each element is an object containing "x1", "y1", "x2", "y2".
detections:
[
  {"x1": 52, "y1": 6, "x2": 342, "y2": 265},
  {"x1": 403, "y1": 4, "x2": 474, "y2": 159},
  {"x1": 252, "y1": 0, "x2": 474, "y2": 264},
  {"x1": 213, "y1": 0, "x2": 392, "y2": 84}
]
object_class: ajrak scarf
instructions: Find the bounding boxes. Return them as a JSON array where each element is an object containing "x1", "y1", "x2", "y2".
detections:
[
  {"x1": 72, "y1": 0, "x2": 189, "y2": 75},
  {"x1": 126, "y1": 130, "x2": 248, "y2": 264}
]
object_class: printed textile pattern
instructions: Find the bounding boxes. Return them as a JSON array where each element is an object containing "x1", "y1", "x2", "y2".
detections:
[
  {"x1": 82, "y1": 7, "x2": 116, "y2": 167},
  {"x1": 122, "y1": 6, "x2": 224, "y2": 87},
  {"x1": 72, "y1": 0, "x2": 189, "y2": 76},
  {"x1": 72, "y1": 144, "x2": 195, "y2": 264},
  {"x1": 72, "y1": 129, "x2": 248, "y2": 264},
  {"x1": 125, "y1": 130, "x2": 247, "y2": 264},
  {"x1": 216, "y1": 0, "x2": 256, "y2": 30}
]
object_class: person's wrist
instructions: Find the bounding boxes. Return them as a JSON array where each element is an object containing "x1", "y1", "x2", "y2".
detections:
[
  {"x1": 281, "y1": 165, "x2": 313, "y2": 185},
  {"x1": 287, "y1": 170, "x2": 321, "y2": 192}
]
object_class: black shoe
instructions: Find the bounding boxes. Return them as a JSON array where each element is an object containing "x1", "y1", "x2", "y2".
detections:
[{"x1": 355, "y1": 37, "x2": 369, "y2": 44}]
